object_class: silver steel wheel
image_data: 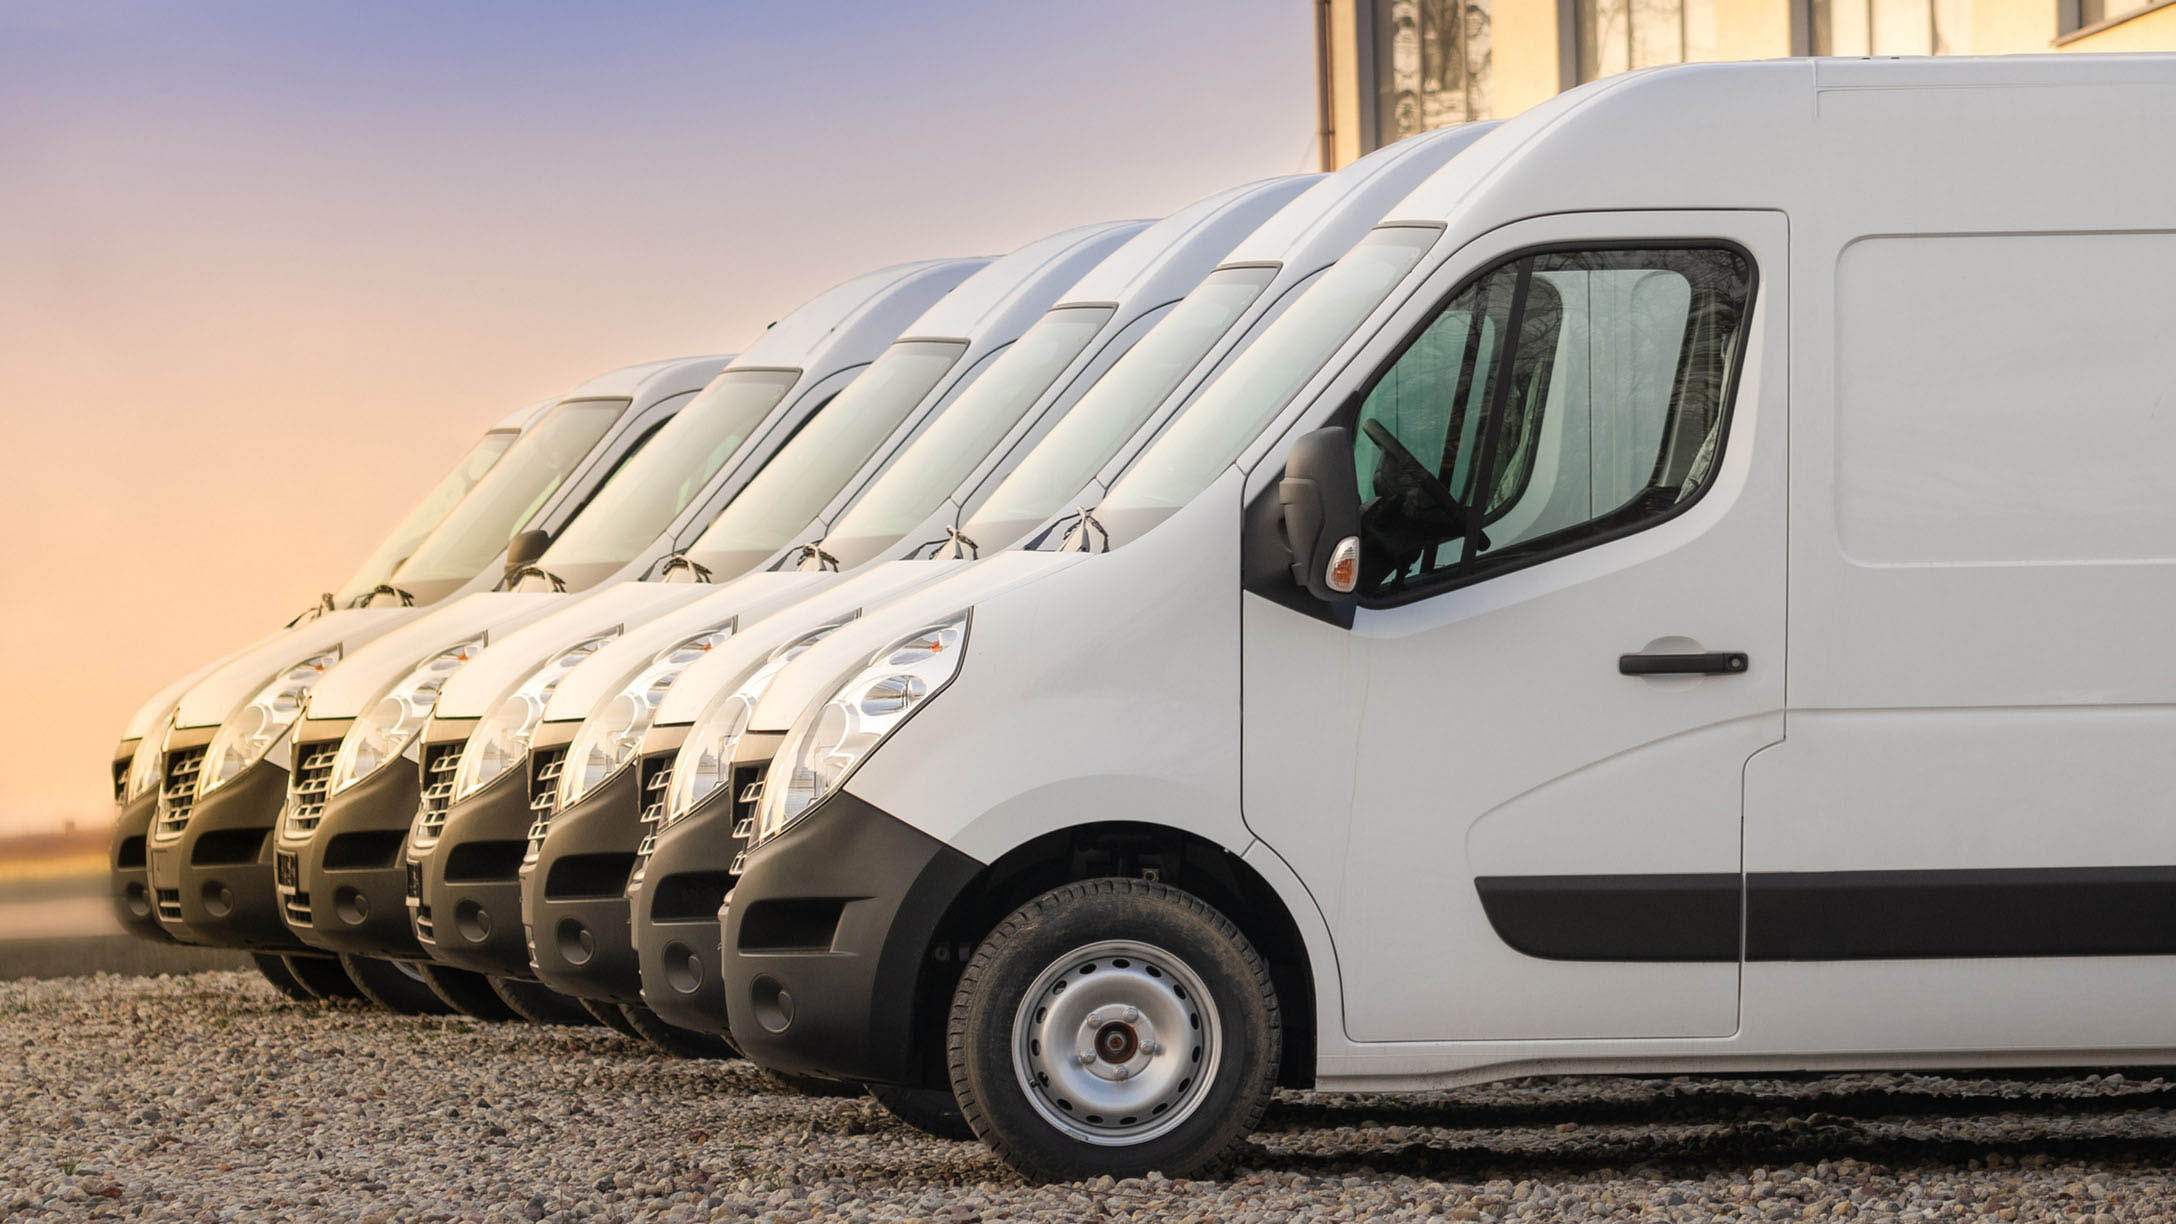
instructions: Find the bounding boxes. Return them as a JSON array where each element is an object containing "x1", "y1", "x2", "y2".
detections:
[{"x1": 1010, "y1": 939, "x2": 1220, "y2": 1146}]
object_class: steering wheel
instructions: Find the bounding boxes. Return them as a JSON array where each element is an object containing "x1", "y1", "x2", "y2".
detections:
[{"x1": 1362, "y1": 419, "x2": 1471, "y2": 522}]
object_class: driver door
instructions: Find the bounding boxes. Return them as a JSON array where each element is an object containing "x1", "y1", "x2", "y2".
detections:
[{"x1": 1241, "y1": 211, "x2": 1788, "y2": 1043}]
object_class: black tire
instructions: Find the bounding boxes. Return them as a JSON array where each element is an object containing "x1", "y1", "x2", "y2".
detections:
[
  {"x1": 581, "y1": 998, "x2": 641, "y2": 1037},
  {"x1": 419, "y1": 963, "x2": 522, "y2": 1021},
  {"x1": 251, "y1": 953, "x2": 319, "y2": 1002},
  {"x1": 763, "y1": 1069, "x2": 865, "y2": 1098},
  {"x1": 946, "y1": 878, "x2": 1279, "y2": 1182},
  {"x1": 620, "y1": 1002, "x2": 740, "y2": 1059},
  {"x1": 488, "y1": 976, "x2": 601, "y2": 1026},
  {"x1": 282, "y1": 953, "x2": 365, "y2": 1001},
  {"x1": 868, "y1": 1082, "x2": 976, "y2": 1141},
  {"x1": 338, "y1": 954, "x2": 454, "y2": 1015}
]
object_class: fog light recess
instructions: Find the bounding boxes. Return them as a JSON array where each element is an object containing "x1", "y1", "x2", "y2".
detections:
[
  {"x1": 556, "y1": 919, "x2": 595, "y2": 966},
  {"x1": 749, "y1": 975, "x2": 794, "y2": 1034}
]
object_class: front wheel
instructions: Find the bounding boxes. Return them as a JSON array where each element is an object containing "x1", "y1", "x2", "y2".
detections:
[
  {"x1": 251, "y1": 953, "x2": 319, "y2": 1002},
  {"x1": 947, "y1": 878, "x2": 1279, "y2": 1182},
  {"x1": 282, "y1": 953, "x2": 364, "y2": 1001},
  {"x1": 339, "y1": 955, "x2": 454, "y2": 1015},
  {"x1": 867, "y1": 1082, "x2": 975, "y2": 1141},
  {"x1": 419, "y1": 963, "x2": 520, "y2": 1021},
  {"x1": 488, "y1": 976, "x2": 600, "y2": 1026}
]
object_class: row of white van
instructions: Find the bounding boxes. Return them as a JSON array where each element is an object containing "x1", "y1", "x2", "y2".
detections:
[{"x1": 111, "y1": 57, "x2": 2176, "y2": 1180}]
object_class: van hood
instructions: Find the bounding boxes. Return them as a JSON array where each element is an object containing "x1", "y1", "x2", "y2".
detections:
[
  {"x1": 119, "y1": 627, "x2": 290, "y2": 744},
  {"x1": 543, "y1": 572, "x2": 835, "y2": 724},
  {"x1": 172, "y1": 607, "x2": 423, "y2": 730},
  {"x1": 432, "y1": 581, "x2": 713, "y2": 720},
  {"x1": 303, "y1": 591, "x2": 570, "y2": 720},
  {"x1": 646, "y1": 560, "x2": 978, "y2": 728},
  {"x1": 749, "y1": 550, "x2": 1085, "y2": 731}
]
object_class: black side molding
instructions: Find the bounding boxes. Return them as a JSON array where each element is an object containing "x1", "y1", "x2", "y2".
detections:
[{"x1": 1478, "y1": 865, "x2": 2176, "y2": 962}]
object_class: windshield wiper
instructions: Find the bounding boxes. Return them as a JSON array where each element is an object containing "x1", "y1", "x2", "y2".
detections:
[
  {"x1": 286, "y1": 592, "x2": 337, "y2": 626},
  {"x1": 361, "y1": 583, "x2": 418, "y2": 608},
  {"x1": 501, "y1": 565, "x2": 567, "y2": 593},
  {"x1": 653, "y1": 552, "x2": 713, "y2": 583},
  {"x1": 1063, "y1": 506, "x2": 1110, "y2": 554},
  {"x1": 794, "y1": 542, "x2": 841, "y2": 573}
]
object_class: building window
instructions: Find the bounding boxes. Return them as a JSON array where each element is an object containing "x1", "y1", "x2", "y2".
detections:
[
  {"x1": 1375, "y1": 0, "x2": 1493, "y2": 139},
  {"x1": 1808, "y1": 0, "x2": 1971, "y2": 54},
  {"x1": 2069, "y1": 0, "x2": 2159, "y2": 31},
  {"x1": 1576, "y1": 0, "x2": 1721, "y2": 82}
]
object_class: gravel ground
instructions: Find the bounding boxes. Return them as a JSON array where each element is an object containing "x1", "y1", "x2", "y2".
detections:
[{"x1": 8, "y1": 972, "x2": 2176, "y2": 1222}]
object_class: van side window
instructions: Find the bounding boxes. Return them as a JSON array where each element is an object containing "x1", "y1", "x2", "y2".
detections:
[{"x1": 1347, "y1": 245, "x2": 1752, "y2": 599}]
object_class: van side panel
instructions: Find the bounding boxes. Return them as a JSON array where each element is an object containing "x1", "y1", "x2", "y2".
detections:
[{"x1": 1747, "y1": 228, "x2": 2176, "y2": 1054}]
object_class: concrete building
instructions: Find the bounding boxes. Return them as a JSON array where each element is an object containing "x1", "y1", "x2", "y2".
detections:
[{"x1": 1313, "y1": 0, "x2": 2176, "y2": 165}]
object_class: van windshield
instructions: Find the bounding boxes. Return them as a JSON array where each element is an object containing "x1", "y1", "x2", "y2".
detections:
[
  {"x1": 333, "y1": 429, "x2": 516, "y2": 606},
  {"x1": 540, "y1": 368, "x2": 799, "y2": 573},
  {"x1": 385, "y1": 398, "x2": 624, "y2": 595},
  {"x1": 962, "y1": 266, "x2": 1276, "y2": 550},
  {"x1": 1083, "y1": 226, "x2": 1438, "y2": 548},
  {"x1": 820, "y1": 306, "x2": 1112, "y2": 567},
  {"x1": 680, "y1": 340, "x2": 968, "y2": 579}
]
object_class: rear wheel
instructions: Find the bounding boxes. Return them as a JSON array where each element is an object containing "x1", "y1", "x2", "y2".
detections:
[
  {"x1": 419, "y1": 963, "x2": 520, "y2": 1021},
  {"x1": 620, "y1": 1002, "x2": 740, "y2": 1059},
  {"x1": 581, "y1": 998, "x2": 641, "y2": 1037},
  {"x1": 250, "y1": 953, "x2": 318, "y2": 1002},
  {"x1": 488, "y1": 976, "x2": 601, "y2": 1026},
  {"x1": 868, "y1": 1082, "x2": 975, "y2": 1141},
  {"x1": 282, "y1": 953, "x2": 365, "y2": 1001},
  {"x1": 946, "y1": 878, "x2": 1280, "y2": 1182},
  {"x1": 338, "y1": 955, "x2": 453, "y2": 1015}
]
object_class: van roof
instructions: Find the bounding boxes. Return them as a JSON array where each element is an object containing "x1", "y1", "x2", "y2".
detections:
[
  {"x1": 1224, "y1": 125, "x2": 1497, "y2": 270},
  {"x1": 728, "y1": 259, "x2": 990, "y2": 371},
  {"x1": 1056, "y1": 177, "x2": 1320, "y2": 308},
  {"x1": 903, "y1": 222, "x2": 1148, "y2": 340},
  {"x1": 559, "y1": 357, "x2": 695, "y2": 399},
  {"x1": 1388, "y1": 55, "x2": 2176, "y2": 231}
]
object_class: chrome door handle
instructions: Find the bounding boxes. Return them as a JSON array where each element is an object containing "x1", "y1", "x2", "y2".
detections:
[{"x1": 1619, "y1": 651, "x2": 1748, "y2": 676}]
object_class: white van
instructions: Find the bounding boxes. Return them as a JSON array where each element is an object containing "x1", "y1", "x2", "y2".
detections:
[
  {"x1": 144, "y1": 357, "x2": 726, "y2": 965},
  {"x1": 716, "y1": 56, "x2": 2176, "y2": 1180},
  {"x1": 273, "y1": 259, "x2": 988, "y2": 1016},
  {"x1": 517, "y1": 178, "x2": 1318, "y2": 1045},
  {"x1": 109, "y1": 402, "x2": 541, "y2": 993},
  {"x1": 401, "y1": 213, "x2": 1246, "y2": 1009},
  {"x1": 615, "y1": 136, "x2": 1490, "y2": 1059}
]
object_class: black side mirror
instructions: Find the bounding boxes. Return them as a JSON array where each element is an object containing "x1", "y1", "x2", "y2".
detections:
[
  {"x1": 504, "y1": 528, "x2": 551, "y2": 574},
  {"x1": 1277, "y1": 426, "x2": 1363, "y2": 602}
]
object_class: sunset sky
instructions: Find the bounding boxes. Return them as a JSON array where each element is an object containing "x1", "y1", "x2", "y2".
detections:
[{"x1": 0, "y1": 1, "x2": 1314, "y2": 837}]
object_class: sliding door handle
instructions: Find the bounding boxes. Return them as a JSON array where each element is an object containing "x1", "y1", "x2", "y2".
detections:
[{"x1": 1619, "y1": 650, "x2": 1748, "y2": 676}]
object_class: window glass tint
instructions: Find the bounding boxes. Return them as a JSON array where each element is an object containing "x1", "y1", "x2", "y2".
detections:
[
  {"x1": 1350, "y1": 246, "x2": 1752, "y2": 598},
  {"x1": 389, "y1": 399, "x2": 623, "y2": 585},
  {"x1": 823, "y1": 306, "x2": 1111, "y2": 551},
  {"x1": 1091, "y1": 227, "x2": 1437, "y2": 540},
  {"x1": 962, "y1": 268, "x2": 1273, "y2": 545},
  {"x1": 684, "y1": 340, "x2": 967, "y2": 575},
  {"x1": 540, "y1": 370, "x2": 798, "y2": 570},
  {"x1": 334, "y1": 430, "x2": 514, "y2": 605}
]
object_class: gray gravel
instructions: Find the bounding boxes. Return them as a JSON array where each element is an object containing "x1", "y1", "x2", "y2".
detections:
[{"x1": 8, "y1": 971, "x2": 2176, "y2": 1222}]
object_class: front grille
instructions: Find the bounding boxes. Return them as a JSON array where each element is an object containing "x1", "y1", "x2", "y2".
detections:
[
  {"x1": 414, "y1": 743, "x2": 462, "y2": 845},
  {"x1": 625, "y1": 752, "x2": 676, "y2": 887},
  {"x1": 727, "y1": 763, "x2": 767, "y2": 877},
  {"x1": 152, "y1": 746, "x2": 208, "y2": 842},
  {"x1": 284, "y1": 740, "x2": 341, "y2": 836},
  {"x1": 521, "y1": 746, "x2": 569, "y2": 866},
  {"x1": 154, "y1": 888, "x2": 182, "y2": 922},
  {"x1": 283, "y1": 891, "x2": 312, "y2": 928},
  {"x1": 412, "y1": 903, "x2": 434, "y2": 944}
]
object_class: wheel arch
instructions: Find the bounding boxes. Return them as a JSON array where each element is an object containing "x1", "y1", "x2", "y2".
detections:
[{"x1": 913, "y1": 820, "x2": 1317, "y2": 1090}]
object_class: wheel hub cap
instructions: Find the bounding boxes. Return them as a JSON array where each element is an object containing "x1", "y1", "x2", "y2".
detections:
[{"x1": 1012, "y1": 939, "x2": 1219, "y2": 1146}]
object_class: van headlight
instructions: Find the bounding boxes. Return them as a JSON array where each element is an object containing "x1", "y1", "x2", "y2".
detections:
[
  {"x1": 660, "y1": 618, "x2": 856, "y2": 827},
  {"x1": 200, "y1": 647, "x2": 343, "y2": 795},
  {"x1": 558, "y1": 621, "x2": 735, "y2": 809},
  {"x1": 452, "y1": 630, "x2": 620, "y2": 802},
  {"x1": 752, "y1": 612, "x2": 968, "y2": 847},
  {"x1": 122, "y1": 725, "x2": 167, "y2": 804},
  {"x1": 328, "y1": 636, "x2": 486, "y2": 798}
]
